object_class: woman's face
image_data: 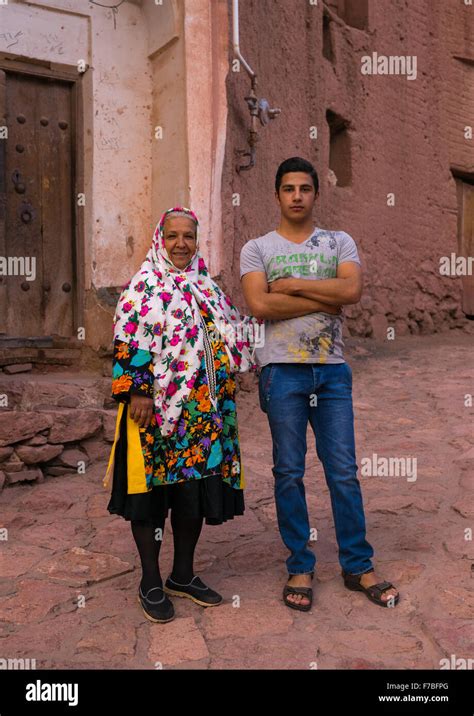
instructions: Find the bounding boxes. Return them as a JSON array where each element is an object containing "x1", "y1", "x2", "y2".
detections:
[{"x1": 162, "y1": 216, "x2": 197, "y2": 270}]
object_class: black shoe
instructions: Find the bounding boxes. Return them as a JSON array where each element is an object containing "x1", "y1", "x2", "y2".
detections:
[
  {"x1": 164, "y1": 575, "x2": 223, "y2": 607},
  {"x1": 137, "y1": 585, "x2": 175, "y2": 623}
]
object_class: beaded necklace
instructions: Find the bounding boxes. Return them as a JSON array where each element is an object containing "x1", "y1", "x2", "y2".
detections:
[{"x1": 200, "y1": 315, "x2": 218, "y2": 411}]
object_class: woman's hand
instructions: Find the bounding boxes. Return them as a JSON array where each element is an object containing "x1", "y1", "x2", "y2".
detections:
[{"x1": 130, "y1": 394, "x2": 154, "y2": 428}]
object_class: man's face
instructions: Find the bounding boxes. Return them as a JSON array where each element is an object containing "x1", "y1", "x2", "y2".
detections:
[
  {"x1": 275, "y1": 172, "x2": 318, "y2": 222},
  {"x1": 163, "y1": 216, "x2": 197, "y2": 270}
]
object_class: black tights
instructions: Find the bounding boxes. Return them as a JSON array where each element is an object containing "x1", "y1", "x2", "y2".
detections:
[{"x1": 131, "y1": 512, "x2": 203, "y2": 593}]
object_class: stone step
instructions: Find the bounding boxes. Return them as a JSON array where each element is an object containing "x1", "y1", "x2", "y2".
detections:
[
  {"x1": 0, "y1": 372, "x2": 114, "y2": 411},
  {"x1": 0, "y1": 348, "x2": 82, "y2": 368}
]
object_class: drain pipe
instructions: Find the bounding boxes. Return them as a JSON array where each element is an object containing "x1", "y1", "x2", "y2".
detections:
[
  {"x1": 232, "y1": 0, "x2": 255, "y2": 79},
  {"x1": 232, "y1": 0, "x2": 281, "y2": 172}
]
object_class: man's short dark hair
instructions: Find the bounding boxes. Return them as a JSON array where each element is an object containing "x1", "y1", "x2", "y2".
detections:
[{"x1": 275, "y1": 157, "x2": 319, "y2": 194}]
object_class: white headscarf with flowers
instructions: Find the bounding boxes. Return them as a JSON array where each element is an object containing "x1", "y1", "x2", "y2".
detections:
[{"x1": 113, "y1": 206, "x2": 260, "y2": 438}]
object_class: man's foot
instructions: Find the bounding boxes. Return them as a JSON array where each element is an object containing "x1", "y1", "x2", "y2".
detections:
[
  {"x1": 359, "y1": 570, "x2": 399, "y2": 604},
  {"x1": 284, "y1": 573, "x2": 313, "y2": 608},
  {"x1": 343, "y1": 568, "x2": 400, "y2": 607}
]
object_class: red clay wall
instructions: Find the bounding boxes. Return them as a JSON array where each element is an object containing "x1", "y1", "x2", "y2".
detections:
[{"x1": 220, "y1": 0, "x2": 474, "y2": 339}]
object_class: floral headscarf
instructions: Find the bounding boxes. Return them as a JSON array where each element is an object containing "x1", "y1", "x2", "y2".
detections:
[{"x1": 113, "y1": 206, "x2": 260, "y2": 437}]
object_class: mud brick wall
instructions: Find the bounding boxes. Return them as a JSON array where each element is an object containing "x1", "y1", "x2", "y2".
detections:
[{"x1": 222, "y1": 0, "x2": 474, "y2": 339}]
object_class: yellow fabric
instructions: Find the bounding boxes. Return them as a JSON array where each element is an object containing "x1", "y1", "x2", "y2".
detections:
[
  {"x1": 126, "y1": 407, "x2": 150, "y2": 494},
  {"x1": 240, "y1": 463, "x2": 245, "y2": 489},
  {"x1": 103, "y1": 402, "x2": 125, "y2": 490},
  {"x1": 103, "y1": 402, "x2": 150, "y2": 495}
]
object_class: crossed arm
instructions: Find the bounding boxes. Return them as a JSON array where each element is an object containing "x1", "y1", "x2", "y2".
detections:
[{"x1": 241, "y1": 262, "x2": 362, "y2": 320}]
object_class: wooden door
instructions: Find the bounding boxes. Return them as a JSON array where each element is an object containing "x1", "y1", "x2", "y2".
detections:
[
  {"x1": 455, "y1": 178, "x2": 474, "y2": 318},
  {"x1": 0, "y1": 69, "x2": 75, "y2": 338}
]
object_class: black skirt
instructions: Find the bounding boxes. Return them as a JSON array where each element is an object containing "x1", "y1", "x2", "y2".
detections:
[{"x1": 107, "y1": 405, "x2": 245, "y2": 526}]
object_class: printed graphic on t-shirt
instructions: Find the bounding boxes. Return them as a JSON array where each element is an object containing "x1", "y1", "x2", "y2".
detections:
[{"x1": 267, "y1": 232, "x2": 340, "y2": 282}]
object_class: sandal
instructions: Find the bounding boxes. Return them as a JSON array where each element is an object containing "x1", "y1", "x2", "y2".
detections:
[
  {"x1": 283, "y1": 573, "x2": 314, "y2": 612},
  {"x1": 342, "y1": 568, "x2": 400, "y2": 608}
]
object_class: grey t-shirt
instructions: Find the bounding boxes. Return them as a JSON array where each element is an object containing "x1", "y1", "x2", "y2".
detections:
[{"x1": 240, "y1": 227, "x2": 361, "y2": 366}]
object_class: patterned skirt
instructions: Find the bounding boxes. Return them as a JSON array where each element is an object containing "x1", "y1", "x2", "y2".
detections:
[{"x1": 106, "y1": 403, "x2": 245, "y2": 526}]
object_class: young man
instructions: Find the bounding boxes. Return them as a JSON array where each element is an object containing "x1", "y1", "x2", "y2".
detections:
[{"x1": 240, "y1": 157, "x2": 399, "y2": 611}]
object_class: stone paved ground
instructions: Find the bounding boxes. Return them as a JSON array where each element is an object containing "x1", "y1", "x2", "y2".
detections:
[{"x1": 0, "y1": 330, "x2": 472, "y2": 670}]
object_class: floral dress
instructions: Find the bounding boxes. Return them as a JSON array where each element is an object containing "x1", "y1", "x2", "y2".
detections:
[{"x1": 105, "y1": 302, "x2": 245, "y2": 525}]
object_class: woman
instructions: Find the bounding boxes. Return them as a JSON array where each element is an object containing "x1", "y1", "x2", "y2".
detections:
[{"x1": 103, "y1": 206, "x2": 259, "y2": 624}]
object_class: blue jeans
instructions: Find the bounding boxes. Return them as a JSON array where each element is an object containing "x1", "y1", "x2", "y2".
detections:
[{"x1": 258, "y1": 362, "x2": 374, "y2": 577}]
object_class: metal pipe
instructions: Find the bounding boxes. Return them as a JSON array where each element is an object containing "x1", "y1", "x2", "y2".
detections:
[{"x1": 232, "y1": 0, "x2": 255, "y2": 79}]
